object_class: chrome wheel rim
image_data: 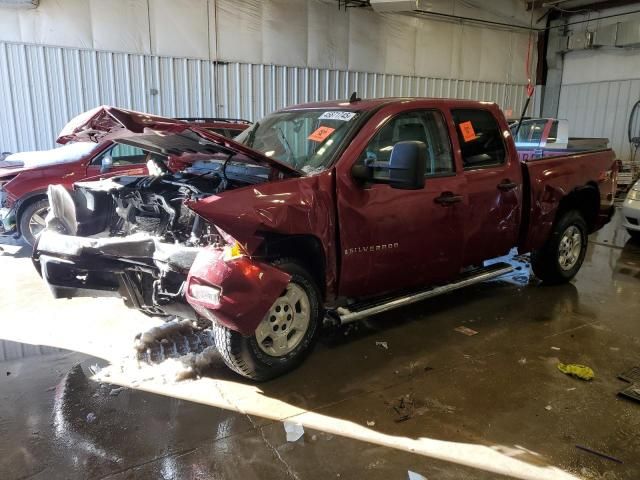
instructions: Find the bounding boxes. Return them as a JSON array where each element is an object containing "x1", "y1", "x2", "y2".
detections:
[
  {"x1": 255, "y1": 283, "x2": 310, "y2": 357},
  {"x1": 28, "y1": 206, "x2": 49, "y2": 239},
  {"x1": 558, "y1": 225, "x2": 583, "y2": 271}
]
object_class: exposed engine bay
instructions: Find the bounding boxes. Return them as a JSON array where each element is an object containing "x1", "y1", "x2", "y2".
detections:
[
  {"x1": 39, "y1": 155, "x2": 272, "y2": 322},
  {"x1": 72, "y1": 156, "x2": 266, "y2": 246}
]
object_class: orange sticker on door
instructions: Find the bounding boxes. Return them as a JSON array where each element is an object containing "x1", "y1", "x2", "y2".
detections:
[
  {"x1": 308, "y1": 126, "x2": 335, "y2": 142},
  {"x1": 459, "y1": 121, "x2": 477, "y2": 142}
]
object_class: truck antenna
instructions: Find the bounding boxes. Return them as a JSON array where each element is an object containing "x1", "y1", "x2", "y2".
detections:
[{"x1": 349, "y1": 91, "x2": 361, "y2": 103}]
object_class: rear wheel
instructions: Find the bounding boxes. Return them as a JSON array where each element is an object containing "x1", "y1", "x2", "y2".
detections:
[
  {"x1": 531, "y1": 210, "x2": 588, "y2": 284},
  {"x1": 213, "y1": 259, "x2": 322, "y2": 381},
  {"x1": 19, "y1": 198, "x2": 49, "y2": 247}
]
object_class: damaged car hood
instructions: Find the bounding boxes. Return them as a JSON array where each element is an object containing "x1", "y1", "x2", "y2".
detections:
[{"x1": 57, "y1": 106, "x2": 301, "y2": 177}]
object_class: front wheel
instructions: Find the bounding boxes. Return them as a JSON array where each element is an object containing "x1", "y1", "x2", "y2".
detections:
[
  {"x1": 19, "y1": 198, "x2": 50, "y2": 247},
  {"x1": 213, "y1": 259, "x2": 322, "y2": 381},
  {"x1": 531, "y1": 210, "x2": 588, "y2": 284}
]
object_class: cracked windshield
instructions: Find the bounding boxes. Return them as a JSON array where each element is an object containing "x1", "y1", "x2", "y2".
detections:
[{"x1": 235, "y1": 109, "x2": 361, "y2": 174}]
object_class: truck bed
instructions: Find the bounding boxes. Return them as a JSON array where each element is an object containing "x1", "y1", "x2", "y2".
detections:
[{"x1": 519, "y1": 148, "x2": 617, "y2": 253}]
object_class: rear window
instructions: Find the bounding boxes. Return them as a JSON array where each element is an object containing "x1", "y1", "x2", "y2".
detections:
[{"x1": 452, "y1": 109, "x2": 506, "y2": 170}]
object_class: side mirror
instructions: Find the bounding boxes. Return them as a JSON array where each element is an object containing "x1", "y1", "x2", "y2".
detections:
[
  {"x1": 351, "y1": 163, "x2": 372, "y2": 183},
  {"x1": 100, "y1": 154, "x2": 113, "y2": 173},
  {"x1": 388, "y1": 141, "x2": 426, "y2": 190}
]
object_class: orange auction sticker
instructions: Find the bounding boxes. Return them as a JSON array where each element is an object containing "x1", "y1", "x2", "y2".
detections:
[
  {"x1": 459, "y1": 121, "x2": 476, "y2": 142},
  {"x1": 308, "y1": 126, "x2": 335, "y2": 142}
]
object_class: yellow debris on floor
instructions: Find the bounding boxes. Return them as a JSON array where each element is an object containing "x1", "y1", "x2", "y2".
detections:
[{"x1": 557, "y1": 363, "x2": 595, "y2": 381}]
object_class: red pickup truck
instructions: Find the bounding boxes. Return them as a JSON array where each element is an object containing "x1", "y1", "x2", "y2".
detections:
[
  {"x1": 33, "y1": 99, "x2": 617, "y2": 380},
  {"x1": 0, "y1": 115, "x2": 249, "y2": 246}
]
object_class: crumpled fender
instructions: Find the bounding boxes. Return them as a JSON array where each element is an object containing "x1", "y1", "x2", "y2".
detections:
[
  {"x1": 185, "y1": 172, "x2": 337, "y2": 297},
  {"x1": 185, "y1": 248, "x2": 291, "y2": 335}
]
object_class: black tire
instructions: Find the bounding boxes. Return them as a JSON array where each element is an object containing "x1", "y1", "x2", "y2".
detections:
[
  {"x1": 19, "y1": 198, "x2": 49, "y2": 247},
  {"x1": 213, "y1": 259, "x2": 322, "y2": 381},
  {"x1": 531, "y1": 210, "x2": 588, "y2": 284},
  {"x1": 628, "y1": 229, "x2": 640, "y2": 242}
]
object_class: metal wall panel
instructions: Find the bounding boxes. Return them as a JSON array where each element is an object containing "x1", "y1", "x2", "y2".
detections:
[
  {"x1": 0, "y1": 41, "x2": 533, "y2": 153},
  {"x1": 558, "y1": 79, "x2": 640, "y2": 162}
]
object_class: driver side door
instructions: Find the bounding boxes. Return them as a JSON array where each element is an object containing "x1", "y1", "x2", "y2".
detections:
[{"x1": 336, "y1": 108, "x2": 466, "y2": 298}]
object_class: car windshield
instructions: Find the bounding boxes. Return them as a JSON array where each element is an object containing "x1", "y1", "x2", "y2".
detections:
[{"x1": 235, "y1": 109, "x2": 361, "y2": 174}]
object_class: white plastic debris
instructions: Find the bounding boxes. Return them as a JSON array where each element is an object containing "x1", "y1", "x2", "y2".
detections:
[
  {"x1": 376, "y1": 341, "x2": 389, "y2": 350},
  {"x1": 284, "y1": 421, "x2": 304, "y2": 442},
  {"x1": 408, "y1": 471, "x2": 427, "y2": 480},
  {"x1": 366, "y1": 420, "x2": 376, "y2": 427},
  {"x1": 518, "y1": 357, "x2": 527, "y2": 365},
  {"x1": 550, "y1": 346, "x2": 561, "y2": 351},
  {"x1": 86, "y1": 412, "x2": 97, "y2": 423},
  {"x1": 545, "y1": 405, "x2": 552, "y2": 411},
  {"x1": 109, "y1": 386, "x2": 126, "y2": 396}
]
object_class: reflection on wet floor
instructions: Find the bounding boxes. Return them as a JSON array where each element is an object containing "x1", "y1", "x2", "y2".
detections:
[{"x1": 1, "y1": 209, "x2": 639, "y2": 479}]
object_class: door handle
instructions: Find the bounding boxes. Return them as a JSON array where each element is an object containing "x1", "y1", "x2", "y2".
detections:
[
  {"x1": 435, "y1": 192, "x2": 463, "y2": 205},
  {"x1": 497, "y1": 180, "x2": 518, "y2": 191}
]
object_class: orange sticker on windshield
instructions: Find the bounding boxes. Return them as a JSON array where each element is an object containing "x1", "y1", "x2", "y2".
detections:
[
  {"x1": 459, "y1": 121, "x2": 477, "y2": 142},
  {"x1": 308, "y1": 126, "x2": 335, "y2": 142}
]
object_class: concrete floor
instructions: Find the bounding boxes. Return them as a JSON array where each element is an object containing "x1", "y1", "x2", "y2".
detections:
[{"x1": 0, "y1": 210, "x2": 639, "y2": 480}]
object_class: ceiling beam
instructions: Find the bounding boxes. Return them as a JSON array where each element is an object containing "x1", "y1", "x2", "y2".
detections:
[{"x1": 528, "y1": 0, "x2": 640, "y2": 11}]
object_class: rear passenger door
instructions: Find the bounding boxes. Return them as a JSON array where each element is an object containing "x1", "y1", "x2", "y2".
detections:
[
  {"x1": 451, "y1": 109, "x2": 521, "y2": 267},
  {"x1": 336, "y1": 109, "x2": 466, "y2": 298}
]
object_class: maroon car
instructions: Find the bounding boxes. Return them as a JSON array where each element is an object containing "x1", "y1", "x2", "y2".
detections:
[
  {"x1": 33, "y1": 99, "x2": 617, "y2": 380},
  {"x1": 0, "y1": 113, "x2": 249, "y2": 245}
]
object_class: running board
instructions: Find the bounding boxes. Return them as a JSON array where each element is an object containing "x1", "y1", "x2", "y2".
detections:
[{"x1": 337, "y1": 262, "x2": 514, "y2": 324}]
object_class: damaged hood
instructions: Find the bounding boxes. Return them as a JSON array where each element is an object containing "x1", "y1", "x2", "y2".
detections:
[{"x1": 57, "y1": 106, "x2": 301, "y2": 177}]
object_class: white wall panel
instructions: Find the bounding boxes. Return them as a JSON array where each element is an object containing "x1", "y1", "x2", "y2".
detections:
[
  {"x1": 414, "y1": 19, "x2": 457, "y2": 79},
  {"x1": 19, "y1": 0, "x2": 92, "y2": 49},
  {"x1": 89, "y1": 0, "x2": 151, "y2": 54},
  {"x1": 148, "y1": 0, "x2": 209, "y2": 60},
  {"x1": 558, "y1": 80, "x2": 640, "y2": 162},
  {"x1": 307, "y1": 0, "x2": 348, "y2": 70},
  {"x1": 347, "y1": 9, "x2": 385, "y2": 74},
  {"x1": 215, "y1": 0, "x2": 263, "y2": 64},
  {"x1": 0, "y1": 41, "x2": 533, "y2": 154},
  {"x1": 263, "y1": 0, "x2": 308, "y2": 67},
  {"x1": 382, "y1": 14, "x2": 416, "y2": 76}
]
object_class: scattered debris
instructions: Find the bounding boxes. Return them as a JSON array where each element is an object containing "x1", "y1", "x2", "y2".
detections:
[
  {"x1": 86, "y1": 412, "x2": 97, "y2": 423},
  {"x1": 89, "y1": 364, "x2": 102, "y2": 375},
  {"x1": 518, "y1": 357, "x2": 527, "y2": 365},
  {"x1": 575, "y1": 445, "x2": 623, "y2": 464},
  {"x1": 609, "y1": 347, "x2": 620, "y2": 352},
  {"x1": 617, "y1": 366, "x2": 640, "y2": 384},
  {"x1": 109, "y1": 386, "x2": 126, "y2": 396},
  {"x1": 283, "y1": 421, "x2": 304, "y2": 442},
  {"x1": 618, "y1": 384, "x2": 640, "y2": 403},
  {"x1": 366, "y1": 420, "x2": 376, "y2": 427},
  {"x1": 311, "y1": 435, "x2": 317, "y2": 442},
  {"x1": 557, "y1": 363, "x2": 594, "y2": 381},
  {"x1": 550, "y1": 346, "x2": 561, "y2": 351},
  {"x1": 391, "y1": 394, "x2": 415, "y2": 422},
  {"x1": 454, "y1": 326, "x2": 478, "y2": 336},
  {"x1": 567, "y1": 387, "x2": 576, "y2": 391},
  {"x1": 545, "y1": 405, "x2": 552, "y2": 411},
  {"x1": 408, "y1": 471, "x2": 428, "y2": 480},
  {"x1": 376, "y1": 341, "x2": 389, "y2": 350}
]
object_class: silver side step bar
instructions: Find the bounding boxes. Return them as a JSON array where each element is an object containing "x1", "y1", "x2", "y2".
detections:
[{"x1": 337, "y1": 262, "x2": 514, "y2": 324}]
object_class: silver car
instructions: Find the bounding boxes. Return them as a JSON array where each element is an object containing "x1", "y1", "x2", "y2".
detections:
[{"x1": 622, "y1": 179, "x2": 640, "y2": 241}]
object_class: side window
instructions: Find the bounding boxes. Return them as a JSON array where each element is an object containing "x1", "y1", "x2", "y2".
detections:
[
  {"x1": 547, "y1": 121, "x2": 558, "y2": 144},
  {"x1": 357, "y1": 110, "x2": 454, "y2": 181},
  {"x1": 93, "y1": 144, "x2": 147, "y2": 166},
  {"x1": 452, "y1": 109, "x2": 506, "y2": 170}
]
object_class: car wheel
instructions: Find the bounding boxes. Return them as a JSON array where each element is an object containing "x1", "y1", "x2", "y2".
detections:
[
  {"x1": 531, "y1": 210, "x2": 588, "y2": 285},
  {"x1": 19, "y1": 198, "x2": 50, "y2": 247},
  {"x1": 213, "y1": 259, "x2": 322, "y2": 381}
]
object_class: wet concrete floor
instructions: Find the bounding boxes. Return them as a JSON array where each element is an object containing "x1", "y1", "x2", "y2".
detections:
[{"x1": 0, "y1": 210, "x2": 639, "y2": 480}]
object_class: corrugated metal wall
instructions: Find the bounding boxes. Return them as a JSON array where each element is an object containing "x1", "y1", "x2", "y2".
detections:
[
  {"x1": 558, "y1": 79, "x2": 640, "y2": 162},
  {"x1": 0, "y1": 41, "x2": 533, "y2": 153}
]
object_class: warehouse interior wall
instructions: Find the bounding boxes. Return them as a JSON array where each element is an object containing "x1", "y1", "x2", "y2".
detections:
[
  {"x1": 0, "y1": 0, "x2": 538, "y2": 152},
  {"x1": 557, "y1": 5, "x2": 640, "y2": 163}
]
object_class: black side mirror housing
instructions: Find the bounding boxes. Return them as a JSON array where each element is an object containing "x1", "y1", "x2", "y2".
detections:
[{"x1": 388, "y1": 141, "x2": 426, "y2": 190}]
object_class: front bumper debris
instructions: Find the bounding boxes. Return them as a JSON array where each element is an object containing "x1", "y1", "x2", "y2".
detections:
[
  {"x1": 33, "y1": 230, "x2": 291, "y2": 335},
  {"x1": 0, "y1": 207, "x2": 17, "y2": 235}
]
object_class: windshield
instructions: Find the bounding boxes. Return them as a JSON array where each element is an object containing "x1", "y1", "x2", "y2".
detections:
[{"x1": 235, "y1": 109, "x2": 361, "y2": 174}]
